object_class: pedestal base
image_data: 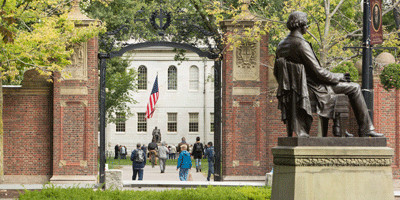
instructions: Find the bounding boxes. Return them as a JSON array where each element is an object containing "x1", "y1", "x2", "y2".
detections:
[{"x1": 271, "y1": 138, "x2": 394, "y2": 200}]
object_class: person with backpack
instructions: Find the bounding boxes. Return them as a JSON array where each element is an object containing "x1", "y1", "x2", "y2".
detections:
[
  {"x1": 205, "y1": 142, "x2": 215, "y2": 181},
  {"x1": 176, "y1": 144, "x2": 192, "y2": 181},
  {"x1": 191, "y1": 137, "x2": 204, "y2": 172},
  {"x1": 148, "y1": 139, "x2": 158, "y2": 167},
  {"x1": 131, "y1": 143, "x2": 146, "y2": 180}
]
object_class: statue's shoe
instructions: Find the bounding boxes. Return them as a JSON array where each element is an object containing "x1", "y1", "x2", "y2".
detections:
[
  {"x1": 359, "y1": 131, "x2": 384, "y2": 137},
  {"x1": 296, "y1": 132, "x2": 309, "y2": 138}
]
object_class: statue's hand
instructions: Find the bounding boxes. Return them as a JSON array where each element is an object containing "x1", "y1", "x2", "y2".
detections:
[{"x1": 341, "y1": 73, "x2": 351, "y2": 82}]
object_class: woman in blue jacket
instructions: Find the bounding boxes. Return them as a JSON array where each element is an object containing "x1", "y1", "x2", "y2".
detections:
[{"x1": 176, "y1": 144, "x2": 192, "y2": 181}]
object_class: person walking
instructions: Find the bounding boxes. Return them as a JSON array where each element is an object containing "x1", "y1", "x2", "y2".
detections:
[
  {"x1": 121, "y1": 145, "x2": 126, "y2": 159},
  {"x1": 148, "y1": 139, "x2": 158, "y2": 167},
  {"x1": 114, "y1": 143, "x2": 119, "y2": 159},
  {"x1": 131, "y1": 143, "x2": 146, "y2": 180},
  {"x1": 192, "y1": 137, "x2": 204, "y2": 172},
  {"x1": 176, "y1": 144, "x2": 192, "y2": 181},
  {"x1": 158, "y1": 141, "x2": 169, "y2": 173},
  {"x1": 205, "y1": 142, "x2": 215, "y2": 181},
  {"x1": 203, "y1": 144, "x2": 208, "y2": 159},
  {"x1": 169, "y1": 145, "x2": 177, "y2": 159},
  {"x1": 176, "y1": 137, "x2": 189, "y2": 153}
]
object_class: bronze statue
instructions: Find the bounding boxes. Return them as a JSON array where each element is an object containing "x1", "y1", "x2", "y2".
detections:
[
  {"x1": 274, "y1": 11, "x2": 384, "y2": 138},
  {"x1": 152, "y1": 126, "x2": 161, "y2": 143}
]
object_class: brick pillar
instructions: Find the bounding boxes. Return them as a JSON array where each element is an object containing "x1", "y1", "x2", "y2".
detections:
[
  {"x1": 220, "y1": 19, "x2": 269, "y2": 179},
  {"x1": 50, "y1": 1, "x2": 99, "y2": 184}
]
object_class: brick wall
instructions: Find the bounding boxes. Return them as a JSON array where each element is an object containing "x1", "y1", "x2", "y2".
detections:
[
  {"x1": 3, "y1": 71, "x2": 53, "y2": 176},
  {"x1": 222, "y1": 33, "x2": 269, "y2": 176},
  {"x1": 52, "y1": 37, "x2": 98, "y2": 177}
]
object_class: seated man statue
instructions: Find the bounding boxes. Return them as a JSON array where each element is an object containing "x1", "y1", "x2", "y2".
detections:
[{"x1": 274, "y1": 11, "x2": 384, "y2": 138}]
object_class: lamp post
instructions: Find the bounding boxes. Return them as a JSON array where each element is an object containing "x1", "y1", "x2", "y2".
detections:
[{"x1": 362, "y1": 0, "x2": 374, "y2": 122}]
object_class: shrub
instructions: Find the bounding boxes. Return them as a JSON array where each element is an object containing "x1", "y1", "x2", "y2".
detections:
[
  {"x1": 331, "y1": 61, "x2": 359, "y2": 82},
  {"x1": 19, "y1": 185, "x2": 271, "y2": 200},
  {"x1": 379, "y1": 63, "x2": 400, "y2": 91}
]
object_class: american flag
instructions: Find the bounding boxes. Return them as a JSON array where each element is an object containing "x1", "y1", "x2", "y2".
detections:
[{"x1": 146, "y1": 75, "x2": 159, "y2": 119}]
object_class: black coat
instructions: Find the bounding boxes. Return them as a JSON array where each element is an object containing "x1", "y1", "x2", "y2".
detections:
[
  {"x1": 275, "y1": 30, "x2": 344, "y2": 119},
  {"x1": 192, "y1": 143, "x2": 203, "y2": 159}
]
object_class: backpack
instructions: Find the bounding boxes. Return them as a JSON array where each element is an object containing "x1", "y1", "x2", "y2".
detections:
[
  {"x1": 149, "y1": 142, "x2": 157, "y2": 150},
  {"x1": 135, "y1": 149, "x2": 145, "y2": 163},
  {"x1": 209, "y1": 147, "x2": 215, "y2": 162},
  {"x1": 195, "y1": 143, "x2": 202, "y2": 153}
]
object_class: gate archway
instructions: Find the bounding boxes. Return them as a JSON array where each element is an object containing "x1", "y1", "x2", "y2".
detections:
[{"x1": 98, "y1": 5, "x2": 223, "y2": 184}]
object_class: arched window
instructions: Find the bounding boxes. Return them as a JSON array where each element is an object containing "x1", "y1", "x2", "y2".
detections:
[
  {"x1": 189, "y1": 66, "x2": 199, "y2": 90},
  {"x1": 168, "y1": 66, "x2": 177, "y2": 90},
  {"x1": 138, "y1": 66, "x2": 147, "y2": 90}
]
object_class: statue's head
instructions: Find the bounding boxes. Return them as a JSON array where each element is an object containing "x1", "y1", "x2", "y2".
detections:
[{"x1": 287, "y1": 11, "x2": 308, "y2": 31}]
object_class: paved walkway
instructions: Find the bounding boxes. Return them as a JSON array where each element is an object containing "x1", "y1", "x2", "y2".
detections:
[
  {"x1": 120, "y1": 164, "x2": 264, "y2": 191},
  {"x1": 120, "y1": 164, "x2": 208, "y2": 182}
]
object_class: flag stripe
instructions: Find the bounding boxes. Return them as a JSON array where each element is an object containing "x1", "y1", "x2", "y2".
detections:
[{"x1": 146, "y1": 75, "x2": 159, "y2": 119}]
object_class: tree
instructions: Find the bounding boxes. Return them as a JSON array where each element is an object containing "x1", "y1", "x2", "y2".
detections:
[
  {"x1": 208, "y1": 0, "x2": 400, "y2": 69},
  {"x1": 104, "y1": 57, "x2": 137, "y2": 124},
  {"x1": 0, "y1": 0, "x2": 104, "y2": 180}
]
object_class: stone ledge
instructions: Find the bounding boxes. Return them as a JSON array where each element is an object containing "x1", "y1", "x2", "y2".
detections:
[
  {"x1": 3, "y1": 175, "x2": 51, "y2": 184},
  {"x1": 278, "y1": 137, "x2": 387, "y2": 147},
  {"x1": 50, "y1": 175, "x2": 97, "y2": 184},
  {"x1": 123, "y1": 180, "x2": 265, "y2": 188},
  {"x1": 223, "y1": 176, "x2": 265, "y2": 181}
]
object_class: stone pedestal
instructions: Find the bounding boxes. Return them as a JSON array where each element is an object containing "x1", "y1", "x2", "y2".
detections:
[
  {"x1": 105, "y1": 170, "x2": 123, "y2": 190},
  {"x1": 271, "y1": 138, "x2": 394, "y2": 200}
]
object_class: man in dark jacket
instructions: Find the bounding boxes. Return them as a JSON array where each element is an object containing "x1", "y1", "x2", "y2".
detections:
[
  {"x1": 275, "y1": 11, "x2": 383, "y2": 138},
  {"x1": 131, "y1": 143, "x2": 146, "y2": 180},
  {"x1": 205, "y1": 142, "x2": 214, "y2": 181},
  {"x1": 177, "y1": 137, "x2": 189, "y2": 153},
  {"x1": 114, "y1": 143, "x2": 119, "y2": 159},
  {"x1": 148, "y1": 139, "x2": 158, "y2": 166}
]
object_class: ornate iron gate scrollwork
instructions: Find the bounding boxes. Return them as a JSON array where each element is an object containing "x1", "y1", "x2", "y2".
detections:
[{"x1": 98, "y1": 2, "x2": 223, "y2": 184}]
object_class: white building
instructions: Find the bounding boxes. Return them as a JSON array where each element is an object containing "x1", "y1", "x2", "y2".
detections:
[{"x1": 105, "y1": 47, "x2": 215, "y2": 155}]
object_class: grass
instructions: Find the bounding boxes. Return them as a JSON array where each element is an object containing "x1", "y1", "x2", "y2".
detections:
[{"x1": 19, "y1": 185, "x2": 271, "y2": 200}]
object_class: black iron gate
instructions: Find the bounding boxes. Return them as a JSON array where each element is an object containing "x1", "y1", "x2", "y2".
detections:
[{"x1": 98, "y1": 4, "x2": 223, "y2": 184}]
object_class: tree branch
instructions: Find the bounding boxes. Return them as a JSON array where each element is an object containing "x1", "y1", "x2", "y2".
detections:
[
  {"x1": 328, "y1": 27, "x2": 362, "y2": 49},
  {"x1": 328, "y1": 51, "x2": 362, "y2": 67},
  {"x1": 303, "y1": 7, "x2": 322, "y2": 44},
  {"x1": 306, "y1": 30, "x2": 322, "y2": 47},
  {"x1": 383, "y1": 0, "x2": 400, "y2": 16},
  {"x1": 190, "y1": 0, "x2": 218, "y2": 34},
  {"x1": 330, "y1": 0, "x2": 345, "y2": 18}
]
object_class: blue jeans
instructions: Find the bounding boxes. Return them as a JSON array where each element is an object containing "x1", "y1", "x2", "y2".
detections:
[
  {"x1": 195, "y1": 158, "x2": 201, "y2": 170},
  {"x1": 132, "y1": 168, "x2": 143, "y2": 180},
  {"x1": 207, "y1": 161, "x2": 214, "y2": 181},
  {"x1": 179, "y1": 168, "x2": 189, "y2": 181}
]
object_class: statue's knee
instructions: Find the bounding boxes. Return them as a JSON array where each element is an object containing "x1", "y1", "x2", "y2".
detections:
[{"x1": 348, "y1": 82, "x2": 361, "y2": 94}]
